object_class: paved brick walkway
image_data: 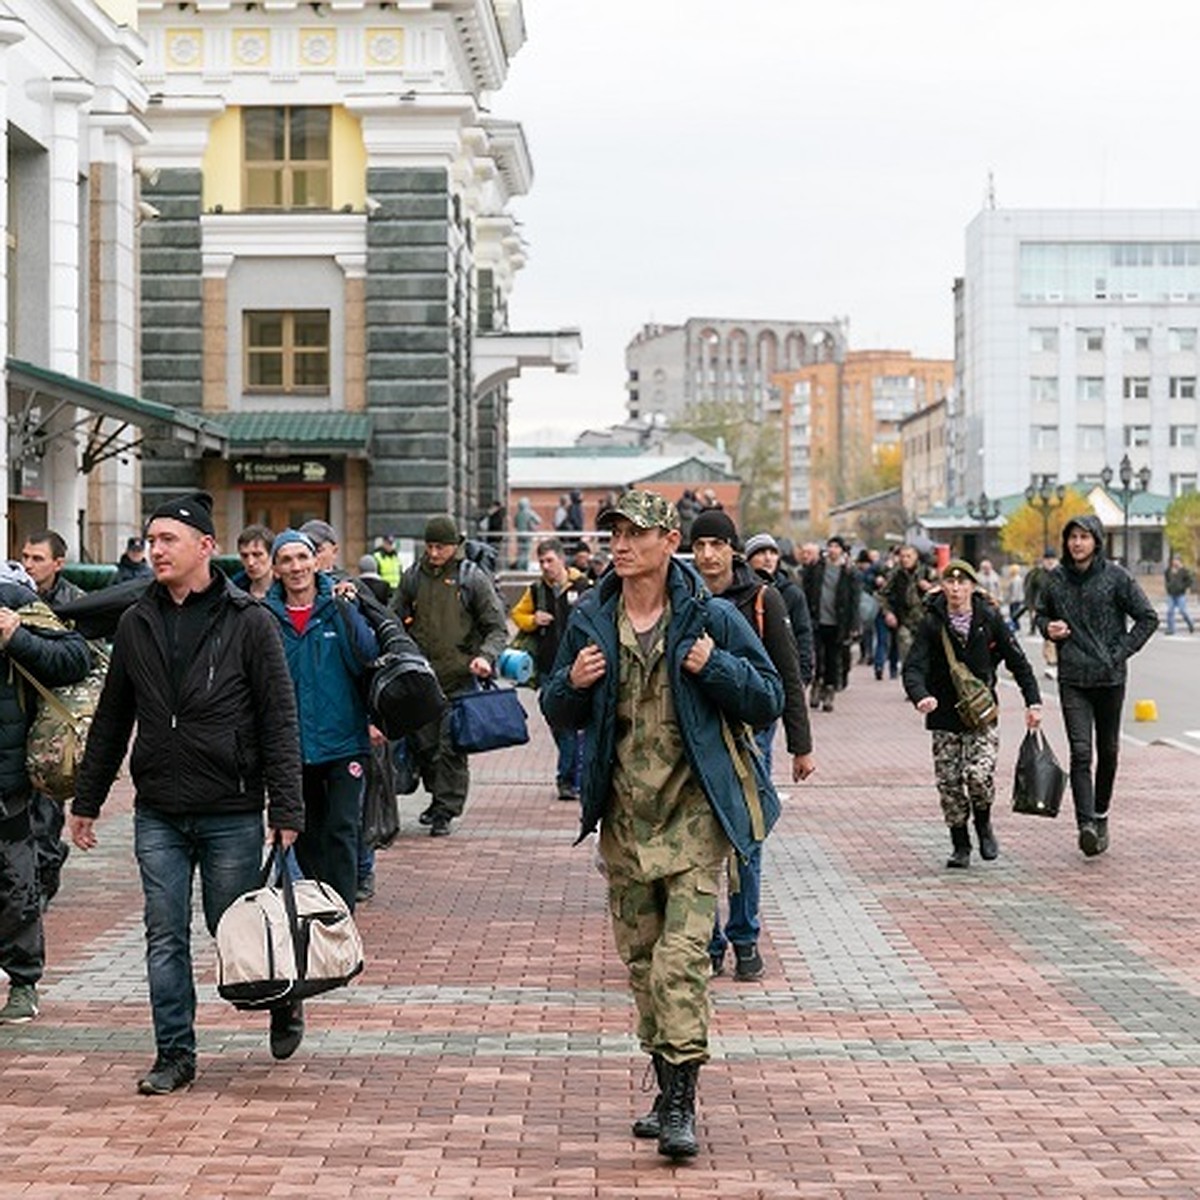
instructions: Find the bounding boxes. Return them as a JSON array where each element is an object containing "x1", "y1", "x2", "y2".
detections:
[{"x1": 2, "y1": 655, "x2": 1199, "y2": 1198}]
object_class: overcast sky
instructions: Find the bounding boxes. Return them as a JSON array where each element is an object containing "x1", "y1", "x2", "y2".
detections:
[{"x1": 498, "y1": 0, "x2": 1200, "y2": 441}]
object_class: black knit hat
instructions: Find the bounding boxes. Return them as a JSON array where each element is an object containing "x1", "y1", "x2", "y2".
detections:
[
  {"x1": 147, "y1": 491, "x2": 215, "y2": 537},
  {"x1": 689, "y1": 508, "x2": 739, "y2": 547}
]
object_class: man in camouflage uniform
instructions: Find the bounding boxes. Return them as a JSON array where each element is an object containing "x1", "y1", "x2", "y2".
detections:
[
  {"x1": 880, "y1": 543, "x2": 938, "y2": 666},
  {"x1": 541, "y1": 490, "x2": 783, "y2": 1161}
]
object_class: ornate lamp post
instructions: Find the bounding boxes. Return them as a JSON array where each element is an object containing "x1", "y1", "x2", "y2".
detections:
[
  {"x1": 1024, "y1": 475, "x2": 1066, "y2": 555},
  {"x1": 1099, "y1": 454, "x2": 1151, "y2": 567},
  {"x1": 965, "y1": 491, "x2": 1002, "y2": 560}
]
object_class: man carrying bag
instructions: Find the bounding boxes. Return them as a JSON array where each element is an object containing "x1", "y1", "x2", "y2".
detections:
[{"x1": 70, "y1": 493, "x2": 306, "y2": 1095}]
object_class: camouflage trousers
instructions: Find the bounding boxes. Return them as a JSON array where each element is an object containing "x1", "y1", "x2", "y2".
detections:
[
  {"x1": 930, "y1": 726, "x2": 1000, "y2": 826},
  {"x1": 0, "y1": 803, "x2": 45, "y2": 986},
  {"x1": 608, "y1": 863, "x2": 721, "y2": 1065}
]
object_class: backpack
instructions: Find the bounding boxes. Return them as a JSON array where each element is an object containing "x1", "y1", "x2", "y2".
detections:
[
  {"x1": 12, "y1": 600, "x2": 109, "y2": 803},
  {"x1": 462, "y1": 537, "x2": 499, "y2": 576},
  {"x1": 939, "y1": 626, "x2": 998, "y2": 730}
]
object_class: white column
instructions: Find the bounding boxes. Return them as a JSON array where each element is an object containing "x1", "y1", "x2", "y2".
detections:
[
  {"x1": 0, "y1": 15, "x2": 27, "y2": 545},
  {"x1": 44, "y1": 79, "x2": 94, "y2": 544}
]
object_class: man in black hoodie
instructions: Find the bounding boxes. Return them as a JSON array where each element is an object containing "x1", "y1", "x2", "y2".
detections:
[
  {"x1": 1034, "y1": 514, "x2": 1158, "y2": 857},
  {"x1": 690, "y1": 509, "x2": 815, "y2": 982}
]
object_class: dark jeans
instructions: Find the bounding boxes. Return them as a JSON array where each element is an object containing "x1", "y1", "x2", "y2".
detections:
[
  {"x1": 134, "y1": 807, "x2": 264, "y2": 1057},
  {"x1": 411, "y1": 707, "x2": 470, "y2": 820},
  {"x1": 0, "y1": 804, "x2": 44, "y2": 986},
  {"x1": 815, "y1": 625, "x2": 844, "y2": 691},
  {"x1": 297, "y1": 757, "x2": 366, "y2": 912},
  {"x1": 553, "y1": 726, "x2": 584, "y2": 789},
  {"x1": 1058, "y1": 681, "x2": 1125, "y2": 825}
]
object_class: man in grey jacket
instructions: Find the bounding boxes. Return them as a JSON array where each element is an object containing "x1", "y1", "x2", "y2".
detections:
[{"x1": 1035, "y1": 514, "x2": 1158, "y2": 857}]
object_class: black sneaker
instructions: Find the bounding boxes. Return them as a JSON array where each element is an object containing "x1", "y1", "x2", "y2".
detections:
[
  {"x1": 430, "y1": 817, "x2": 451, "y2": 837},
  {"x1": 355, "y1": 872, "x2": 375, "y2": 902},
  {"x1": 1094, "y1": 815, "x2": 1110, "y2": 855},
  {"x1": 1078, "y1": 822, "x2": 1101, "y2": 857},
  {"x1": 710, "y1": 947, "x2": 726, "y2": 977},
  {"x1": 418, "y1": 806, "x2": 436, "y2": 826},
  {"x1": 269, "y1": 1001, "x2": 305, "y2": 1060},
  {"x1": 732, "y1": 943, "x2": 765, "y2": 982},
  {"x1": 137, "y1": 1051, "x2": 196, "y2": 1095}
]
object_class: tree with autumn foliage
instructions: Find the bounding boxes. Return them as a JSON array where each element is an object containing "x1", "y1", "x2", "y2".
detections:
[
  {"x1": 999, "y1": 487, "x2": 1094, "y2": 563},
  {"x1": 1164, "y1": 491, "x2": 1200, "y2": 567}
]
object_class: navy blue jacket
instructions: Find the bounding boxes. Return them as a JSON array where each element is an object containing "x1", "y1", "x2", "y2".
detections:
[
  {"x1": 540, "y1": 558, "x2": 784, "y2": 861},
  {"x1": 264, "y1": 573, "x2": 378, "y2": 764}
]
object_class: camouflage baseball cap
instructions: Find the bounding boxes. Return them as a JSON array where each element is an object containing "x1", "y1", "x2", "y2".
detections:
[{"x1": 595, "y1": 489, "x2": 680, "y2": 532}]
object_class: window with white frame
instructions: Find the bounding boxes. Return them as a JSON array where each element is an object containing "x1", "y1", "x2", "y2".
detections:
[
  {"x1": 1123, "y1": 376, "x2": 1151, "y2": 400},
  {"x1": 1123, "y1": 327, "x2": 1151, "y2": 353},
  {"x1": 1170, "y1": 424, "x2": 1198, "y2": 448},
  {"x1": 1169, "y1": 327, "x2": 1198, "y2": 353},
  {"x1": 1123, "y1": 424, "x2": 1151, "y2": 447},
  {"x1": 1077, "y1": 327, "x2": 1104, "y2": 353},
  {"x1": 1030, "y1": 376, "x2": 1059, "y2": 403},
  {"x1": 1030, "y1": 327, "x2": 1059, "y2": 353},
  {"x1": 1169, "y1": 376, "x2": 1197, "y2": 399},
  {"x1": 1170, "y1": 473, "x2": 1198, "y2": 496},
  {"x1": 1077, "y1": 425, "x2": 1106, "y2": 452},
  {"x1": 1032, "y1": 426, "x2": 1060, "y2": 451},
  {"x1": 1077, "y1": 377, "x2": 1104, "y2": 403}
]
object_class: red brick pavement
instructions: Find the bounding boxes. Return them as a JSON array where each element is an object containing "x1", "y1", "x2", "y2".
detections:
[{"x1": 2, "y1": 661, "x2": 1199, "y2": 1198}]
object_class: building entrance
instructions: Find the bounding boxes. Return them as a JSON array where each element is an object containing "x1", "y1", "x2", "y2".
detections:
[{"x1": 242, "y1": 489, "x2": 329, "y2": 535}]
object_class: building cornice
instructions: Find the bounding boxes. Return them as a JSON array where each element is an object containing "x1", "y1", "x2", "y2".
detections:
[{"x1": 200, "y1": 212, "x2": 368, "y2": 278}]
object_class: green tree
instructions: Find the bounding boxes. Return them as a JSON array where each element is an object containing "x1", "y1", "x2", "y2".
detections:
[
  {"x1": 999, "y1": 487, "x2": 1093, "y2": 564},
  {"x1": 1164, "y1": 491, "x2": 1200, "y2": 566},
  {"x1": 671, "y1": 399, "x2": 784, "y2": 532}
]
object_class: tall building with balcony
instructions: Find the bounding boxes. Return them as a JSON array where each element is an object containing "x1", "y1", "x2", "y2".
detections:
[
  {"x1": 960, "y1": 208, "x2": 1200, "y2": 503},
  {"x1": 624, "y1": 317, "x2": 846, "y2": 424},
  {"x1": 136, "y1": 1, "x2": 578, "y2": 552},
  {"x1": 773, "y1": 350, "x2": 951, "y2": 534}
]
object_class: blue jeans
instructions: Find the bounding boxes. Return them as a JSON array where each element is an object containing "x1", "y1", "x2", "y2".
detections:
[
  {"x1": 134, "y1": 807, "x2": 265, "y2": 1058},
  {"x1": 1166, "y1": 593, "x2": 1194, "y2": 635},
  {"x1": 709, "y1": 724, "x2": 773, "y2": 955},
  {"x1": 553, "y1": 727, "x2": 584, "y2": 789}
]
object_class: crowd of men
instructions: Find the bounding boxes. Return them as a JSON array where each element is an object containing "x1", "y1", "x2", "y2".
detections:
[{"x1": 0, "y1": 490, "x2": 1168, "y2": 1161}]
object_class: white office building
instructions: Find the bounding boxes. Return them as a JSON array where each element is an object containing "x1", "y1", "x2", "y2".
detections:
[{"x1": 961, "y1": 208, "x2": 1200, "y2": 504}]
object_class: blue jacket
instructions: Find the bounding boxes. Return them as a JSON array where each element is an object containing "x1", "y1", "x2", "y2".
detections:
[
  {"x1": 540, "y1": 558, "x2": 784, "y2": 861},
  {"x1": 264, "y1": 573, "x2": 378, "y2": 764}
]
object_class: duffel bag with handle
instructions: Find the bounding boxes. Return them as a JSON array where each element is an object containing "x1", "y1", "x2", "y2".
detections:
[{"x1": 215, "y1": 840, "x2": 364, "y2": 1010}]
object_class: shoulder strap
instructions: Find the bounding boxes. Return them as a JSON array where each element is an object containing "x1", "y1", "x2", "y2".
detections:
[
  {"x1": 720, "y1": 717, "x2": 765, "y2": 842},
  {"x1": 10, "y1": 659, "x2": 79, "y2": 725}
]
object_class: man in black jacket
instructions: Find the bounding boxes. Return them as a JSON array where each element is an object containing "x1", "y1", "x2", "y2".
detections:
[
  {"x1": 743, "y1": 532, "x2": 815, "y2": 685},
  {"x1": 1034, "y1": 514, "x2": 1158, "y2": 857},
  {"x1": 71, "y1": 492, "x2": 305, "y2": 1095},
  {"x1": 802, "y1": 536, "x2": 860, "y2": 711},
  {"x1": 690, "y1": 509, "x2": 815, "y2": 982},
  {"x1": 0, "y1": 563, "x2": 92, "y2": 1025}
]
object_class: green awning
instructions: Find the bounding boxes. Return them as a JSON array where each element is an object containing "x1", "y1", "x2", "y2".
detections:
[
  {"x1": 220, "y1": 410, "x2": 373, "y2": 456},
  {"x1": 6, "y1": 357, "x2": 228, "y2": 470}
]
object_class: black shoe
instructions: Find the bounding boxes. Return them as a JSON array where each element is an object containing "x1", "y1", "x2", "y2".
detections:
[
  {"x1": 874, "y1": 666, "x2": 883, "y2": 680},
  {"x1": 810, "y1": 688, "x2": 822, "y2": 709},
  {"x1": 733, "y1": 943, "x2": 764, "y2": 982},
  {"x1": 632, "y1": 1054, "x2": 667, "y2": 1139},
  {"x1": 973, "y1": 809, "x2": 999, "y2": 861},
  {"x1": 430, "y1": 817, "x2": 451, "y2": 837},
  {"x1": 657, "y1": 1060, "x2": 700, "y2": 1159},
  {"x1": 555, "y1": 779, "x2": 579, "y2": 802},
  {"x1": 269, "y1": 1001, "x2": 305, "y2": 1060},
  {"x1": 709, "y1": 947, "x2": 726, "y2": 978},
  {"x1": 821, "y1": 688, "x2": 834, "y2": 712},
  {"x1": 355, "y1": 872, "x2": 375, "y2": 902},
  {"x1": 137, "y1": 1051, "x2": 196, "y2": 1095},
  {"x1": 1078, "y1": 821, "x2": 1101, "y2": 857},
  {"x1": 1094, "y1": 814, "x2": 1110, "y2": 855},
  {"x1": 946, "y1": 825, "x2": 971, "y2": 869},
  {"x1": 418, "y1": 806, "x2": 436, "y2": 826}
]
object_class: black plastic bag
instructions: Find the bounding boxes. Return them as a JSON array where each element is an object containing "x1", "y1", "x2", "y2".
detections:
[
  {"x1": 362, "y1": 741, "x2": 400, "y2": 849},
  {"x1": 1012, "y1": 730, "x2": 1067, "y2": 818}
]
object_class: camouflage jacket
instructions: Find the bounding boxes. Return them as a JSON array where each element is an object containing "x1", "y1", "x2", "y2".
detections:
[{"x1": 540, "y1": 558, "x2": 784, "y2": 861}]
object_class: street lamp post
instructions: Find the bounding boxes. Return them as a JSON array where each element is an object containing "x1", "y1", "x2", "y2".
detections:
[
  {"x1": 965, "y1": 491, "x2": 1002, "y2": 561},
  {"x1": 1100, "y1": 454, "x2": 1152, "y2": 567},
  {"x1": 1024, "y1": 475, "x2": 1066, "y2": 555}
]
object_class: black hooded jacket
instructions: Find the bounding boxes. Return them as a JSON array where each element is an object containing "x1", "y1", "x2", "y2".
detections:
[
  {"x1": 1034, "y1": 514, "x2": 1158, "y2": 687},
  {"x1": 723, "y1": 559, "x2": 813, "y2": 756}
]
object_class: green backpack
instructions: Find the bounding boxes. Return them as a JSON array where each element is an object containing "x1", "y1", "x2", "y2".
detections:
[
  {"x1": 12, "y1": 600, "x2": 109, "y2": 803},
  {"x1": 939, "y1": 626, "x2": 998, "y2": 730}
]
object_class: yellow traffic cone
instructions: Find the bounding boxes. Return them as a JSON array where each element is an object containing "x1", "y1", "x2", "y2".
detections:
[{"x1": 1133, "y1": 699, "x2": 1158, "y2": 722}]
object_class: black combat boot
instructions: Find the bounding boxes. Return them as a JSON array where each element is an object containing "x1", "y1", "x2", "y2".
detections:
[
  {"x1": 1094, "y1": 812, "x2": 1110, "y2": 854},
  {"x1": 973, "y1": 807, "x2": 999, "y2": 860},
  {"x1": 632, "y1": 1054, "x2": 667, "y2": 1139},
  {"x1": 657, "y1": 1060, "x2": 700, "y2": 1159},
  {"x1": 946, "y1": 824, "x2": 971, "y2": 869}
]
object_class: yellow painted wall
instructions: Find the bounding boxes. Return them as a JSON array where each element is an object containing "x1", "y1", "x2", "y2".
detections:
[
  {"x1": 96, "y1": 0, "x2": 137, "y2": 28},
  {"x1": 200, "y1": 107, "x2": 365, "y2": 213}
]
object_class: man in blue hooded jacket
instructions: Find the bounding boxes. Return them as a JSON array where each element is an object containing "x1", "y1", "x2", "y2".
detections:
[
  {"x1": 1035, "y1": 513, "x2": 1157, "y2": 856},
  {"x1": 540, "y1": 489, "x2": 783, "y2": 1162}
]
